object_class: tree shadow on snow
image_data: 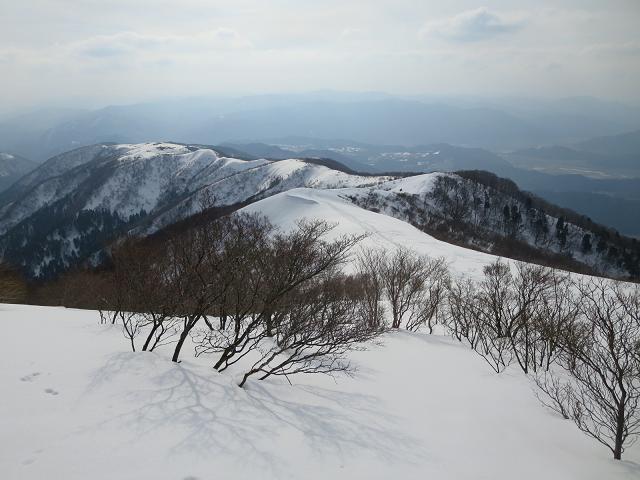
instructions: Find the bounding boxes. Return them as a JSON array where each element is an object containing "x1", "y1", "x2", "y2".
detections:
[{"x1": 80, "y1": 351, "x2": 426, "y2": 476}]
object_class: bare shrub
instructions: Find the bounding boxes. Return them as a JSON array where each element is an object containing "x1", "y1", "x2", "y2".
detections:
[
  {"x1": 445, "y1": 278, "x2": 482, "y2": 348},
  {"x1": 380, "y1": 248, "x2": 428, "y2": 329},
  {"x1": 445, "y1": 275, "x2": 512, "y2": 372},
  {"x1": 536, "y1": 279, "x2": 640, "y2": 460},
  {"x1": 196, "y1": 219, "x2": 368, "y2": 379},
  {"x1": 168, "y1": 213, "x2": 271, "y2": 362},
  {"x1": 406, "y1": 256, "x2": 449, "y2": 333},
  {"x1": 355, "y1": 249, "x2": 387, "y2": 328},
  {"x1": 237, "y1": 270, "x2": 382, "y2": 387}
]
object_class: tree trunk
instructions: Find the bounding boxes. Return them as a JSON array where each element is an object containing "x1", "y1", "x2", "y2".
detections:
[
  {"x1": 142, "y1": 323, "x2": 159, "y2": 351},
  {"x1": 172, "y1": 330, "x2": 188, "y2": 362},
  {"x1": 265, "y1": 312, "x2": 274, "y2": 337},
  {"x1": 613, "y1": 401, "x2": 625, "y2": 460},
  {"x1": 172, "y1": 317, "x2": 197, "y2": 362}
]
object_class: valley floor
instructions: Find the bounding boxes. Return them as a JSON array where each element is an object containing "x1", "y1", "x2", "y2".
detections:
[{"x1": 1, "y1": 304, "x2": 639, "y2": 480}]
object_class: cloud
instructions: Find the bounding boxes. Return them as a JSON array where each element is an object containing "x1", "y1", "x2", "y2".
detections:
[
  {"x1": 581, "y1": 42, "x2": 640, "y2": 57},
  {"x1": 72, "y1": 29, "x2": 252, "y2": 59},
  {"x1": 422, "y1": 7, "x2": 527, "y2": 42}
]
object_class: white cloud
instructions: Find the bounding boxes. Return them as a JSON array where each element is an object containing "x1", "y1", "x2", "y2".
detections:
[
  {"x1": 72, "y1": 29, "x2": 253, "y2": 59},
  {"x1": 422, "y1": 7, "x2": 527, "y2": 42},
  {"x1": 0, "y1": 1, "x2": 639, "y2": 108},
  {"x1": 581, "y1": 42, "x2": 640, "y2": 57}
]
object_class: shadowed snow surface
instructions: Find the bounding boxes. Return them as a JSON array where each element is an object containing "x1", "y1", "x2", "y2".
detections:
[{"x1": 1, "y1": 304, "x2": 639, "y2": 480}]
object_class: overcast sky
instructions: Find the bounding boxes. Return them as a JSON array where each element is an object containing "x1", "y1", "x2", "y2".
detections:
[{"x1": 1, "y1": 0, "x2": 639, "y2": 110}]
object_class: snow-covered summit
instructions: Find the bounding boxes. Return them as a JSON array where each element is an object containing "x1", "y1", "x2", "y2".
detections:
[{"x1": 0, "y1": 143, "x2": 392, "y2": 277}]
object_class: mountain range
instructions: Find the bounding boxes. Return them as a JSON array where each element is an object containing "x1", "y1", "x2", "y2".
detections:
[
  {"x1": 2, "y1": 93, "x2": 639, "y2": 162},
  {"x1": 0, "y1": 142, "x2": 637, "y2": 281}
]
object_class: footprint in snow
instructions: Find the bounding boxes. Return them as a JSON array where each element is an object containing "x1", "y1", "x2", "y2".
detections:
[
  {"x1": 44, "y1": 388, "x2": 59, "y2": 396},
  {"x1": 20, "y1": 372, "x2": 41, "y2": 382}
]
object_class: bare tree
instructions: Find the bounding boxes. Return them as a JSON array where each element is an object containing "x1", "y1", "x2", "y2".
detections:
[
  {"x1": 380, "y1": 248, "x2": 429, "y2": 329},
  {"x1": 536, "y1": 278, "x2": 640, "y2": 460},
  {"x1": 445, "y1": 277, "x2": 482, "y2": 348},
  {"x1": 104, "y1": 239, "x2": 182, "y2": 351},
  {"x1": 445, "y1": 275, "x2": 511, "y2": 372},
  {"x1": 196, "y1": 220, "x2": 366, "y2": 375},
  {"x1": 472, "y1": 259, "x2": 555, "y2": 374},
  {"x1": 532, "y1": 271, "x2": 579, "y2": 371},
  {"x1": 237, "y1": 270, "x2": 382, "y2": 387},
  {"x1": 355, "y1": 249, "x2": 387, "y2": 328},
  {"x1": 169, "y1": 213, "x2": 271, "y2": 362},
  {"x1": 407, "y1": 256, "x2": 449, "y2": 333},
  {"x1": 99, "y1": 242, "x2": 148, "y2": 351},
  {"x1": 507, "y1": 262, "x2": 555, "y2": 374}
]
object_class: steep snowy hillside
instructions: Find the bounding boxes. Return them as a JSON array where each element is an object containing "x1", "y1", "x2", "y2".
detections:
[
  {"x1": 2, "y1": 304, "x2": 638, "y2": 480},
  {"x1": 0, "y1": 143, "x2": 390, "y2": 278},
  {"x1": 243, "y1": 174, "x2": 639, "y2": 280},
  {"x1": 359, "y1": 172, "x2": 638, "y2": 279}
]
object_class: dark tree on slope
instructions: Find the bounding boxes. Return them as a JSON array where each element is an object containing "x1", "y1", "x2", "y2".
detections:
[
  {"x1": 581, "y1": 234, "x2": 592, "y2": 254},
  {"x1": 429, "y1": 175, "x2": 471, "y2": 223},
  {"x1": 555, "y1": 216, "x2": 568, "y2": 250}
]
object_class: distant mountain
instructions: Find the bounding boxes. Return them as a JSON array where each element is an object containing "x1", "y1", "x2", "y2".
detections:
[
  {"x1": 0, "y1": 107, "x2": 88, "y2": 161},
  {"x1": 0, "y1": 152, "x2": 36, "y2": 192},
  {"x1": 503, "y1": 128, "x2": 640, "y2": 178},
  {"x1": 6, "y1": 93, "x2": 639, "y2": 162},
  {"x1": 407, "y1": 95, "x2": 640, "y2": 138},
  {"x1": 225, "y1": 140, "x2": 514, "y2": 175},
  {"x1": 574, "y1": 129, "x2": 640, "y2": 157},
  {"x1": 189, "y1": 99, "x2": 548, "y2": 150}
]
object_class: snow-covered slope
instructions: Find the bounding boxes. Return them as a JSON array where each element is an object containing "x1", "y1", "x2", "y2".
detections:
[
  {"x1": 2, "y1": 303, "x2": 638, "y2": 480},
  {"x1": 0, "y1": 142, "x2": 635, "y2": 280},
  {"x1": 241, "y1": 186, "x2": 494, "y2": 280},
  {"x1": 0, "y1": 143, "x2": 391, "y2": 277},
  {"x1": 240, "y1": 177, "x2": 638, "y2": 280},
  {"x1": 0, "y1": 142, "x2": 388, "y2": 233}
]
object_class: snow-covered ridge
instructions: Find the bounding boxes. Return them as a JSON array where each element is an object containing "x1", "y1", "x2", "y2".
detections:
[
  {"x1": 0, "y1": 142, "x2": 394, "y2": 277},
  {"x1": 0, "y1": 142, "x2": 392, "y2": 234},
  {"x1": 241, "y1": 186, "x2": 494, "y2": 280},
  {"x1": 0, "y1": 141, "x2": 635, "y2": 280}
]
